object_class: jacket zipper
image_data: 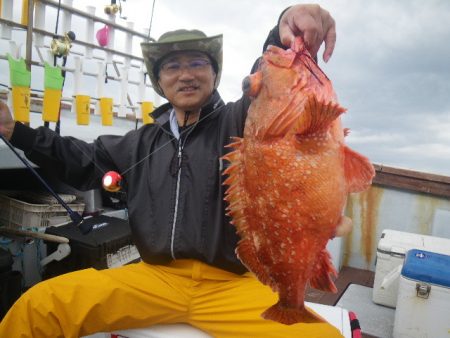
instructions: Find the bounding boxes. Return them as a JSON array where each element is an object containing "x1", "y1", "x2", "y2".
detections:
[
  {"x1": 169, "y1": 125, "x2": 196, "y2": 259},
  {"x1": 170, "y1": 143, "x2": 183, "y2": 259}
]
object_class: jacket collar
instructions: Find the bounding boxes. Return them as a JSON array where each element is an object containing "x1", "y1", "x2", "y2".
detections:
[{"x1": 151, "y1": 90, "x2": 224, "y2": 126}]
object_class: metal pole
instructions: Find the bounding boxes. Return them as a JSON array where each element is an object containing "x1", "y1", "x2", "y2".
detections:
[{"x1": 25, "y1": 0, "x2": 34, "y2": 71}]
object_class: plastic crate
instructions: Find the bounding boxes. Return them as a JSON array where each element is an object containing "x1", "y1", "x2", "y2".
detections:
[{"x1": 0, "y1": 194, "x2": 85, "y2": 228}]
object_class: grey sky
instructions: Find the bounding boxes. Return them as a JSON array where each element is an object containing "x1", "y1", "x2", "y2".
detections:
[
  {"x1": 88, "y1": 0, "x2": 450, "y2": 176},
  {"x1": 2, "y1": 1, "x2": 449, "y2": 176}
]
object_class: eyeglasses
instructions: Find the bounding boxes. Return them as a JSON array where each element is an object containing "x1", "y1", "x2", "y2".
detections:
[{"x1": 159, "y1": 59, "x2": 211, "y2": 76}]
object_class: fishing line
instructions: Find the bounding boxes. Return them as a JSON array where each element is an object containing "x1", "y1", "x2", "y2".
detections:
[
  {"x1": 55, "y1": 99, "x2": 224, "y2": 182},
  {"x1": 6, "y1": 48, "x2": 319, "y2": 185},
  {"x1": 114, "y1": 54, "x2": 306, "y2": 177},
  {"x1": 139, "y1": 0, "x2": 156, "y2": 127},
  {"x1": 147, "y1": 0, "x2": 157, "y2": 41},
  {"x1": 120, "y1": 104, "x2": 223, "y2": 176},
  {"x1": 299, "y1": 52, "x2": 329, "y2": 83},
  {"x1": 59, "y1": 136, "x2": 109, "y2": 175}
]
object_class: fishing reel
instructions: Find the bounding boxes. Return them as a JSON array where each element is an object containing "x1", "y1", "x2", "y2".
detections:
[
  {"x1": 50, "y1": 31, "x2": 76, "y2": 58},
  {"x1": 102, "y1": 171, "x2": 122, "y2": 192},
  {"x1": 104, "y1": 0, "x2": 127, "y2": 19}
]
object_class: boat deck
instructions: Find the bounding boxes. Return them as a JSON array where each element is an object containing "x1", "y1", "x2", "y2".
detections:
[{"x1": 305, "y1": 266, "x2": 378, "y2": 338}]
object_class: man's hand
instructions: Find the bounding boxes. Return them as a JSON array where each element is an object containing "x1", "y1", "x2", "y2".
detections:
[
  {"x1": 0, "y1": 101, "x2": 15, "y2": 141},
  {"x1": 279, "y1": 4, "x2": 336, "y2": 62}
]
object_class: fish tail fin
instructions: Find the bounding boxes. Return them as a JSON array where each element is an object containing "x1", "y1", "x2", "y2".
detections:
[
  {"x1": 296, "y1": 95, "x2": 346, "y2": 136},
  {"x1": 262, "y1": 302, "x2": 327, "y2": 325},
  {"x1": 344, "y1": 145, "x2": 375, "y2": 192},
  {"x1": 310, "y1": 249, "x2": 338, "y2": 293}
]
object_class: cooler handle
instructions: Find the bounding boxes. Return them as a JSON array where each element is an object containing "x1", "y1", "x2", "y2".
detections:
[{"x1": 380, "y1": 265, "x2": 402, "y2": 290}]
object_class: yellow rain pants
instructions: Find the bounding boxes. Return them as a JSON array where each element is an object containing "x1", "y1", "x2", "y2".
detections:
[{"x1": 0, "y1": 259, "x2": 343, "y2": 338}]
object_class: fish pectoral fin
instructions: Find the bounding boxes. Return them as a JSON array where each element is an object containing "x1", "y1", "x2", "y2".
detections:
[
  {"x1": 262, "y1": 97, "x2": 303, "y2": 139},
  {"x1": 295, "y1": 95, "x2": 346, "y2": 136},
  {"x1": 309, "y1": 249, "x2": 338, "y2": 293},
  {"x1": 344, "y1": 145, "x2": 375, "y2": 193},
  {"x1": 236, "y1": 239, "x2": 273, "y2": 287}
]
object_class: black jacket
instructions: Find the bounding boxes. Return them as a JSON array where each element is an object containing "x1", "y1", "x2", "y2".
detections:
[
  {"x1": 10, "y1": 22, "x2": 286, "y2": 274},
  {"x1": 11, "y1": 91, "x2": 251, "y2": 274}
]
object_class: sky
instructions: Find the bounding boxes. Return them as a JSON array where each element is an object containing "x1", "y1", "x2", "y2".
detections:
[{"x1": 1, "y1": 0, "x2": 450, "y2": 176}]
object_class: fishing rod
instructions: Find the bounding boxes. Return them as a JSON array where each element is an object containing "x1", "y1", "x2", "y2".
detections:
[{"x1": 0, "y1": 134, "x2": 94, "y2": 234}]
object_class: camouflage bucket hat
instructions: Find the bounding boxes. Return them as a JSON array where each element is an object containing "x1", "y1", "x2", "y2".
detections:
[{"x1": 141, "y1": 29, "x2": 223, "y2": 97}]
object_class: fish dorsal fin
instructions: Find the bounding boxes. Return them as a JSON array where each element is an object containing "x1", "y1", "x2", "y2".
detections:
[
  {"x1": 294, "y1": 95, "x2": 346, "y2": 136},
  {"x1": 344, "y1": 146, "x2": 375, "y2": 192}
]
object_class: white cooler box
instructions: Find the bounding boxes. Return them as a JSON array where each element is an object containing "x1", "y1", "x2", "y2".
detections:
[
  {"x1": 372, "y1": 229, "x2": 450, "y2": 307},
  {"x1": 393, "y1": 249, "x2": 450, "y2": 338}
]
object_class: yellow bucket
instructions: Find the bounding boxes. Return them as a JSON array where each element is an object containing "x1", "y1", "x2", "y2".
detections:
[
  {"x1": 75, "y1": 95, "x2": 91, "y2": 125},
  {"x1": 141, "y1": 101, "x2": 154, "y2": 125},
  {"x1": 42, "y1": 88, "x2": 62, "y2": 122},
  {"x1": 100, "y1": 97, "x2": 113, "y2": 126},
  {"x1": 11, "y1": 86, "x2": 30, "y2": 123}
]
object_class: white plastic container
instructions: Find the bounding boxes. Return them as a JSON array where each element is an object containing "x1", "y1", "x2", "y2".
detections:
[
  {"x1": 372, "y1": 229, "x2": 450, "y2": 308},
  {"x1": 393, "y1": 249, "x2": 450, "y2": 338}
]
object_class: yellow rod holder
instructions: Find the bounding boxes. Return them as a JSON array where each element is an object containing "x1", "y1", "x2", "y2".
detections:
[{"x1": 21, "y1": 0, "x2": 29, "y2": 25}]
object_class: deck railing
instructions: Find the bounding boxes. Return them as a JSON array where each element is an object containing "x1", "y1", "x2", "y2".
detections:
[{"x1": 0, "y1": 0, "x2": 160, "y2": 120}]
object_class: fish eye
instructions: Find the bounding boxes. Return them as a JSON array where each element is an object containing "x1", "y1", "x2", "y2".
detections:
[
  {"x1": 242, "y1": 76, "x2": 251, "y2": 94},
  {"x1": 242, "y1": 72, "x2": 263, "y2": 97}
]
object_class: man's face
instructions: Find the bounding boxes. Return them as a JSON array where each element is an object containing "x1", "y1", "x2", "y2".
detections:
[{"x1": 157, "y1": 51, "x2": 216, "y2": 113}]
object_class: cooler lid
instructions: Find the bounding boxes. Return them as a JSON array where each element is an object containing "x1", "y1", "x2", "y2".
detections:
[
  {"x1": 422, "y1": 235, "x2": 450, "y2": 256},
  {"x1": 377, "y1": 229, "x2": 424, "y2": 255},
  {"x1": 401, "y1": 249, "x2": 450, "y2": 288}
]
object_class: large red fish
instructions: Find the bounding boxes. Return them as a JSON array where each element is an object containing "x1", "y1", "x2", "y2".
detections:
[{"x1": 223, "y1": 37, "x2": 375, "y2": 325}]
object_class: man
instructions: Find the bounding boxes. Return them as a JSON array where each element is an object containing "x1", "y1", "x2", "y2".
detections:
[{"x1": 0, "y1": 4, "x2": 350, "y2": 337}]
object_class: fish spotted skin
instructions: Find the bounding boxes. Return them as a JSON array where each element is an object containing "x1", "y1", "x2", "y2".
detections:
[{"x1": 223, "y1": 37, "x2": 375, "y2": 325}]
